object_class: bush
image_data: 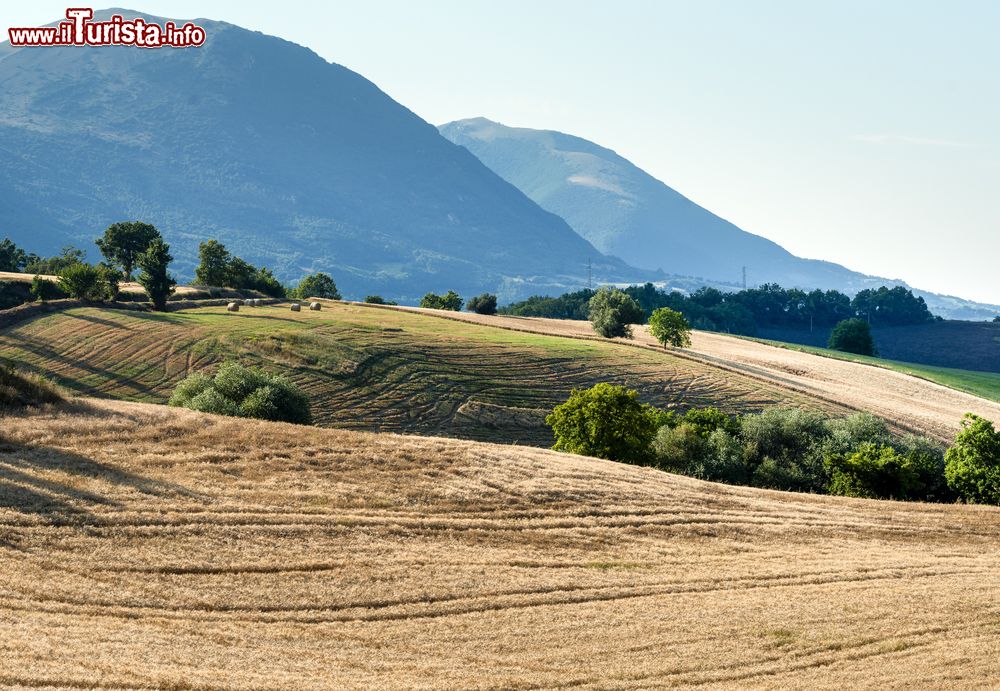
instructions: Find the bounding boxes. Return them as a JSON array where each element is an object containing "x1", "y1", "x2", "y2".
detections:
[
  {"x1": 169, "y1": 362, "x2": 312, "y2": 425},
  {"x1": 589, "y1": 287, "x2": 645, "y2": 338},
  {"x1": 740, "y1": 408, "x2": 829, "y2": 492},
  {"x1": 466, "y1": 293, "x2": 498, "y2": 315},
  {"x1": 826, "y1": 443, "x2": 921, "y2": 500},
  {"x1": 648, "y1": 307, "x2": 691, "y2": 348},
  {"x1": 653, "y1": 423, "x2": 706, "y2": 473},
  {"x1": 944, "y1": 414, "x2": 1000, "y2": 504},
  {"x1": 30, "y1": 275, "x2": 65, "y2": 302},
  {"x1": 57, "y1": 263, "x2": 118, "y2": 302},
  {"x1": 420, "y1": 291, "x2": 463, "y2": 311},
  {"x1": 546, "y1": 383, "x2": 662, "y2": 464},
  {"x1": 828, "y1": 318, "x2": 876, "y2": 356}
]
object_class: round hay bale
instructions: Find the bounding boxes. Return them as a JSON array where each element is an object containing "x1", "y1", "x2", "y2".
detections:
[
  {"x1": 309, "y1": 302, "x2": 322, "y2": 311},
  {"x1": 290, "y1": 303, "x2": 301, "y2": 312},
  {"x1": 226, "y1": 302, "x2": 240, "y2": 312},
  {"x1": 253, "y1": 298, "x2": 262, "y2": 306},
  {"x1": 242, "y1": 298, "x2": 253, "y2": 306}
]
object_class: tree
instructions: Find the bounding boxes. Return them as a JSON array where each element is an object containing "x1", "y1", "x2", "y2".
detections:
[
  {"x1": 466, "y1": 293, "x2": 498, "y2": 315},
  {"x1": 944, "y1": 414, "x2": 1000, "y2": 505},
  {"x1": 588, "y1": 287, "x2": 645, "y2": 338},
  {"x1": 420, "y1": 291, "x2": 463, "y2": 311},
  {"x1": 648, "y1": 307, "x2": 692, "y2": 348},
  {"x1": 136, "y1": 238, "x2": 176, "y2": 311},
  {"x1": 95, "y1": 222, "x2": 161, "y2": 279},
  {"x1": 30, "y1": 275, "x2": 64, "y2": 302},
  {"x1": 546, "y1": 383, "x2": 663, "y2": 464},
  {"x1": 825, "y1": 443, "x2": 929, "y2": 500},
  {"x1": 294, "y1": 272, "x2": 340, "y2": 300},
  {"x1": 57, "y1": 263, "x2": 117, "y2": 302},
  {"x1": 169, "y1": 362, "x2": 312, "y2": 425},
  {"x1": 194, "y1": 240, "x2": 232, "y2": 287},
  {"x1": 24, "y1": 246, "x2": 84, "y2": 275},
  {"x1": 0, "y1": 238, "x2": 28, "y2": 272},
  {"x1": 828, "y1": 318, "x2": 876, "y2": 356}
]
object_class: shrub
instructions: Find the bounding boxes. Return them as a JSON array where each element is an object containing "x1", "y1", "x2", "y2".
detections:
[
  {"x1": 653, "y1": 423, "x2": 706, "y2": 473},
  {"x1": 648, "y1": 307, "x2": 692, "y2": 348},
  {"x1": 588, "y1": 287, "x2": 645, "y2": 338},
  {"x1": 169, "y1": 362, "x2": 312, "y2": 425},
  {"x1": 826, "y1": 443, "x2": 917, "y2": 499},
  {"x1": 828, "y1": 318, "x2": 876, "y2": 356},
  {"x1": 944, "y1": 414, "x2": 1000, "y2": 504},
  {"x1": 467, "y1": 293, "x2": 498, "y2": 315},
  {"x1": 821, "y1": 413, "x2": 892, "y2": 458},
  {"x1": 740, "y1": 408, "x2": 829, "y2": 492},
  {"x1": 682, "y1": 407, "x2": 738, "y2": 439},
  {"x1": 420, "y1": 290, "x2": 463, "y2": 311},
  {"x1": 57, "y1": 263, "x2": 117, "y2": 302},
  {"x1": 30, "y1": 275, "x2": 65, "y2": 302},
  {"x1": 546, "y1": 383, "x2": 662, "y2": 464}
]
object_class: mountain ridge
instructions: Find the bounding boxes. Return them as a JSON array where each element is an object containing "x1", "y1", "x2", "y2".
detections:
[
  {"x1": 0, "y1": 10, "x2": 641, "y2": 302},
  {"x1": 440, "y1": 117, "x2": 999, "y2": 320}
]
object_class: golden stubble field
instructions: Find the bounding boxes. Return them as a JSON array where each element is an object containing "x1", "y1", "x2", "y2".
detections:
[{"x1": 1, "y1": 399, "x2": 998, "y2": 689}]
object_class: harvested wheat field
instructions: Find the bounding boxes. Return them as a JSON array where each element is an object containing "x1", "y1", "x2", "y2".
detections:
[
  {"x1": 1, "y1": 399, "x2": 998, "y2": 688},
  {"x1": 0, "y1": 303, "x2": 841, "y2": 445},
  {"x1": 368, "y1": 304, "x2": 1000, "y2": 443}
]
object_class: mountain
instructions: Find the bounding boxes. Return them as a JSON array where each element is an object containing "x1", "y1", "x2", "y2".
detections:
[
  {"x1": 440, "y1": 117, "x2": 1000, "y2": 320},
  {"x1": 0, "y1": 11, "x2": 640, "y2": 302}
]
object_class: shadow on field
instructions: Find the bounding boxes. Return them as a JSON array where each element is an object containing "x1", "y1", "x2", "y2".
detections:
[
  {"x1": 0, "y1": 432, "x2": 203, "y2": 525},
  {"x1": 0, "y1": 333, "x2": 158, "y2": 398}
]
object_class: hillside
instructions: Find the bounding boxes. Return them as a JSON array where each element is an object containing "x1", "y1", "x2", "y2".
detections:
[
  {"x1": 366, "y1": 305, "x2": 1000, "y2": 443},
  {"x1": 1, "y1": 399, "x2": 998, "y2": 687},
  {"x1": 440, "y1": 117, "x2": 1000, "y2": 320},
  {"x1": 0, "y1": 302, "x2": 836, "y2": 446},
  {"x1": 0, "y1": 12, "x2": 638, "y2": 303}
]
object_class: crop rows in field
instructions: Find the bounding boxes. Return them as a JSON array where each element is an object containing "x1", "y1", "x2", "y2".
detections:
[{"x1": 0, "y1": 303, "x2": 840, "y2": 445}]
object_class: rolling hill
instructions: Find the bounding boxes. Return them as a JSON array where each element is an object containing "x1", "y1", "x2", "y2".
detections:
[
  {"x1": 1, "y1": 398, "x2": 998, "y2": 687},
  {"x1": 0, "y1": 11, "x2": 639, "y2": 303},
  {"x1": 0, "y1": 301, "x2": 837, "y2": 446},
  {"x1": 440, "y1": 117, "x2": 1000, "y2": 320}
]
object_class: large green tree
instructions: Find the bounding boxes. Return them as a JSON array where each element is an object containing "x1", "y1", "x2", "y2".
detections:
[
  {"x1": 95, "y1": 222, "x2": 161, "y2": 279},
  {"x1": 194, "y1": 240, "x2": 232, "y2": 287},
  {"x1": 588, "y1": 287, "x2": 645, "y2": 338},
  {"x1": 294, "y1": 272, "x2": 341, "y2": 300},
  {"x1": 0, "y1": 238, "x2": 28, "y2": 272},
  {"x1": 828, "y1": 318, "x2": 876, "y2": 356},
  {"x1": 136, "y1": 238, "x2": 177, "y2": 311},
  {"x1": 546, "y1": 383, "x2": 663, "y2": 464},
  {"x1": 648, "y1": 307, "x2": 692, "y2": 347}
]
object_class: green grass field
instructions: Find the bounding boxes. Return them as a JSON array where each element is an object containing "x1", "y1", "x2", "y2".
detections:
[
  {"x1": 0, "y1": 302, "x2": 836, "y2": 446},
  {"x1": 746, "y1": 336, "x2": 1000, "y2": 403}
]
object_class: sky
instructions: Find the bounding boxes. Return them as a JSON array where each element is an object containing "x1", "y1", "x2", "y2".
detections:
[{"x1": 4, "y1": 1, "x2": 999, "y2": 304}]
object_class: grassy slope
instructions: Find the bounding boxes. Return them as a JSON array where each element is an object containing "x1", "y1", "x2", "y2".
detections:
[
  {"x1": 1, "y1": 400, "x2": 998, "y2": 688},
  {"x1": 0, "y1": 303, "x2": 838, "y2": 446},
  {"x1": 746, "y1": 336, "x2": 1000, "y2": 403}
]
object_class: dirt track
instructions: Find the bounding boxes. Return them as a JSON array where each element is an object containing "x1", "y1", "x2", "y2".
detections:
[
  {"x1": 1, "y1": 400, "x2": 998, "y2": 688},
  {"x1": 367, "y1": 305, "x2": 1000, "y2": 442}
]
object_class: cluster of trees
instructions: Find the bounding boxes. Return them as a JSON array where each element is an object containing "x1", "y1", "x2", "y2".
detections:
[
  {"x1": 194, "y1": 240, "x2": 284, "y2": 297},
  {"x1": 169, "y1": 361, "x2": 311, "y2": 425},
  {"x1": 587, "y1": 286, "x2": 692, "y2": 347},
  {"x1": 290, "y1": 272, "x2": 340, "y2": 300},
  {"x1": 1, "y1": 224, "x2": 177, "y2": 310},
  {"x1": 504, "y1": 283, "x2": 936, "y2": 335},
  {"x1": 419, "y1": 291, "x2": 498, "y2": 315},
  {"x1": 547, "y1": 383, "x2": 1000, "y2": 504}
]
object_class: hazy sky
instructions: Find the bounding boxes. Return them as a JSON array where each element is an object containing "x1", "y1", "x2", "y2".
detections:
[{"x1": 5, "y1": 1, "x2": 999, "y2": 303}]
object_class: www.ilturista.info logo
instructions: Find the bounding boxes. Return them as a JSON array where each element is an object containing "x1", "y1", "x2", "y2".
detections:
[{"x1": 8, "y1": 8, "x2": 207, "y2": 48}]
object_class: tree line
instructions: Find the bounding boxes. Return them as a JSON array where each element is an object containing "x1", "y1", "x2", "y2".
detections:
[
  {"x1": 548, "y1": 383, "x2": 1000, "y2": 505},
  {"x1": 502, "y1": 282, "x2": 937, "y2": 334}
]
